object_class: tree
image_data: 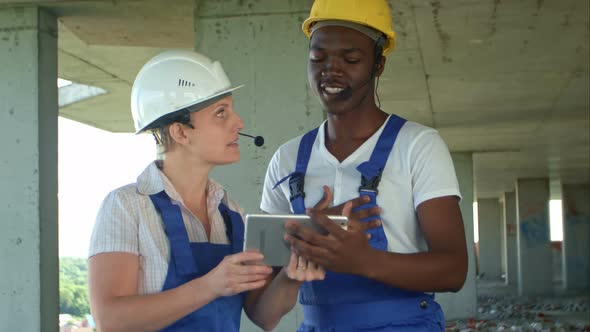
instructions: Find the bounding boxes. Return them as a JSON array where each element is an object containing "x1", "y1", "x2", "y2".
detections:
[{"x1": 59, "y1": 257, "x2": 90, "y2": 317}]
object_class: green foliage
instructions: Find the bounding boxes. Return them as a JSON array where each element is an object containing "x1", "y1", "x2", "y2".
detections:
[{"x1": 59, "y1": 257, "x2": 90, "y2": 317}]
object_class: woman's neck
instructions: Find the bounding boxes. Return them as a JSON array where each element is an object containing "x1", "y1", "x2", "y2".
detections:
[{"x1": 160, "y1": 152, "x2": 211, "y2": 205}]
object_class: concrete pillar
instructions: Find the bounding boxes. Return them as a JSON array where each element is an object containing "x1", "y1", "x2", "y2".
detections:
[
  {"x1": 195, "y1": 0, "x2": 319, "y2": 213},
  {"x1": 436, "y1": 152, "x2": 477, "y2": 320},
  {"x1": 194, "y1": 1, "x2": 316, "y2": 330},
  {"x1": 515, "y1": 178, "x2": 552, "y2": 295},
  {"x1": 502, "y1": 191, "x2": 518, "y2": 285},
  {"x1": 499, "y1": 197, "x2": 507, "y2": 279},
  {"x1": 562, "y1": 184, "x2": 590, "y2": 291},
  {"x1": 0, "y1": 7, "x2": 59, "y2": 332},
  {"x1": 477, "y1": 198, "x2": 503, "y2": 279}
]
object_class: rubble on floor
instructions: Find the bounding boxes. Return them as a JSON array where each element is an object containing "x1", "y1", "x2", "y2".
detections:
[{"x1": 446, "y1": 294, "x2": 590, "y2": 331}]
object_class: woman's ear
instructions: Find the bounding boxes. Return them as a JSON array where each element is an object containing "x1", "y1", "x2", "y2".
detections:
[
  {"x1": 168, "y1": 122, "x2": 190, "y2": 146},
  {"x1": 376, "y1": 56, "x2": 386, "y2": 77}
]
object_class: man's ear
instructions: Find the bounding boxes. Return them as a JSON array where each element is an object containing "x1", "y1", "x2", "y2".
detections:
[
  {"x1": 168, "y1": 122, "x2": 189, "y2": 146},
  {"x1": 376, "y1": 56, "x2": 386, "y2": 77}
]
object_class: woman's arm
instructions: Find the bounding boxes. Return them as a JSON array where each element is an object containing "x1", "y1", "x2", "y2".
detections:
[
  {"x1": 242, "y1": 267, "x2": 302, "y2": 331},
  {"x1": 89, "y1": 251, "x2": 271, "y2": 332}
]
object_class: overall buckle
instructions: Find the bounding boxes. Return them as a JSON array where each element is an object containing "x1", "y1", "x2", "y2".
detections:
[
  {"x1": 289, "y1": 172, "x2": 306, "y2": 202},
  {"x1": 359, "y1": 169, "x2": 383, "y2": 194}
]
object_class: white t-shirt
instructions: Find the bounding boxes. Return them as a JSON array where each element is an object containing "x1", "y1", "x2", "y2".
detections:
[
  {"x1": 88, "y1": 161, "x2": 244, "y2": 294},
  {"x1": 260, "y1": 115, "x2": 461, "y2": 254}
]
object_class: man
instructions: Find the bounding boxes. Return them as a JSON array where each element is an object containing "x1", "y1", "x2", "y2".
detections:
[{"x1": 260, "y1": 0, "x2": 468, "y2": 330}]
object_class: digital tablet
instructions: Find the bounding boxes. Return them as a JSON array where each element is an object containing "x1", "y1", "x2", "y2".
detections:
[{"x1": 243, "y1": 214, "x2": 348, "y2": 267}]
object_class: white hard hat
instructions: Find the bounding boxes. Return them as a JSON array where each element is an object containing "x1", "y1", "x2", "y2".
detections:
[{"x1": 131, "y1": 50, "x2": 243, "y2": 133}]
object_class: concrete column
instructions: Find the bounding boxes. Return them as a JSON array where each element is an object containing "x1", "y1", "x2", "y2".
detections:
[
  {"x1": 477, "y1": 198, "x2": 503, "y2": 279},
  {"x1": 194, "y1": 1, "x2": 316, "y2": 330},
  {"x1": 195, "y1": 0, "x2": 319, "y2": 213},
  {"x1": 562, "y1": 184, "x2": 590, "y2": 291},
  {"x1": 515, "y1": 178, "x2": 552, "y2": 295},
  {"x1": 436, "y1": 152, "x2": 477, "y2": 320},
  {"x1": 499, "y1": 197, "x2": 507, "y2": 279},
  {"x1": 502, "y1": 191, "x2": 518, "y2": 285},
  {"x1": 0, "y1": 7, "x2": 59, "y2": 332}
]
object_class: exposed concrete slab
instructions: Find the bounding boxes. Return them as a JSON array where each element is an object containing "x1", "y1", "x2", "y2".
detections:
[{"x1": 0, "y1": 0, "x2": 586, "y2": 196}]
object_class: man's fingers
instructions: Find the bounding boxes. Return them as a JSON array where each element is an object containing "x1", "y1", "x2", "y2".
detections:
[
  {"x1": 348, "y1": 218, "x2": 382, "y2": 232},
  {"x1": 285, "y1": 234, "x2": 334, "y2": 263},
  {"x1": 285, "y1": 220, "x2": 326, "y2": 246},
  {"x1": 350, "y1": 206, "x2": 382, "y2": 221},
  {"x1": 313, "y1": 186, "x2": 333, "y2": 211},
  {"x1": 341, "y1": 201, "x2": 352, "y2": 218},
  {"x1": 310, "y1": 212, "x2": 347, "y2": 239},
  {"x1": 349, "y1": 195, "x2": 371, "y2": 208}
]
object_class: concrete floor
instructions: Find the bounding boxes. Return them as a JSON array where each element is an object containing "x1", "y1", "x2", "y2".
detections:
[{"x1": 446, "y1": 280, "x2": 590, "y2": 331}]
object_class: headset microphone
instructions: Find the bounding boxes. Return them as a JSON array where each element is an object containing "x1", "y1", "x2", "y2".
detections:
[{"x1": 238, "y1": 132, "x2": 265, "y2": 147}]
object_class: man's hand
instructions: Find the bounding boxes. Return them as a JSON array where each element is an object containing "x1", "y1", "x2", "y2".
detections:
[
  {"x1": 312, "y1": 185, "x2": 382, "y2": 233},
  {"x1": 284, "y1": 190, "x2": 378, "y2": 275}
]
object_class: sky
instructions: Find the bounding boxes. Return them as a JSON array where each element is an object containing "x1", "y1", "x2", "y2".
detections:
[{"x1": 58, "y1": 117, "x2": 155, "y2": 257}]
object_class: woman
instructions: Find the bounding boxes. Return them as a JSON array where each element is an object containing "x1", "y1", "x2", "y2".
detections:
[{"x1": 87, "y1": 50, "x2": 273, "y2": 331}]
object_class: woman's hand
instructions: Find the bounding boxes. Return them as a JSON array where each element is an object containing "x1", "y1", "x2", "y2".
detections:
[
  {"x1": 285, "y1": 250, "x2": 326, "y2": 281},
  {"x1": 205, "y1": 251, "x2": 273, "y2": 297}
]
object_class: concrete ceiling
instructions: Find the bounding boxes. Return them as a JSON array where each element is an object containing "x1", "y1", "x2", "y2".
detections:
[{"x1": 1, "y1": 0, "x2": 588, "y2": 199}]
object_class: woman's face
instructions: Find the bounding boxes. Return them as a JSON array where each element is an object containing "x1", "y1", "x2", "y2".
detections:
[
  {"x1": 308, "y1": 25, "x2": 378, "y2": 115},
  {"x1": 186, "y1": 95, "x2": 244, "y2": 166}
]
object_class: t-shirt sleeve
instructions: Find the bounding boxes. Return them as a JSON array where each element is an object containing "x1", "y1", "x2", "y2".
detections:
[
  {"x1": 260, "y1": 148, "x2": 292, "y2": 214},
  {"x1": 88, "y1": 189, "x2": 140, "y2": 258},
  {"x1": 409, "y1": 130, "x2": 462, "y2": 209}
]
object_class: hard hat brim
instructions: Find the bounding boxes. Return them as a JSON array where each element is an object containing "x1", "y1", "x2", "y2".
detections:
[
  {"x1": 302, "y1": 17, "x2": 396, "y2": 55},
  {"x1": 135, "y1": 84, "x2": 244, "y2": 134}
]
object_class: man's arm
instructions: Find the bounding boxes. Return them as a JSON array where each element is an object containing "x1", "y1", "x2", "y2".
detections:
[{"x1": 285, "y1": 195, "x2": 468, "y2": 293}]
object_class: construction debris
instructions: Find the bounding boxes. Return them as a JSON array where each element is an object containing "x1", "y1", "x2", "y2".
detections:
[{"x1": 446, "y1": 294, "x2": 590, "y2": 332}]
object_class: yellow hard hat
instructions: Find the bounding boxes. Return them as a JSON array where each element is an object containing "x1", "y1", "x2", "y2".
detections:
[{"x1": 302, "y1": 0, "x2": 396, "y2": 55}]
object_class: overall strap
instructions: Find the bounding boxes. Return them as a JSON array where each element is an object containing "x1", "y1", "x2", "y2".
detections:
[
  {"x1": 149, "y1": 191, "x2": 198, "y2": 276},
  {"x1": 273, "y1": 128, "x2": 319, "y2": 214},
  {"x1": 356, "y1": 114, "x2": 407, "y2": 195},
  {"x1": 218, "y1": 202, "x2": 245, "y2": 253}
]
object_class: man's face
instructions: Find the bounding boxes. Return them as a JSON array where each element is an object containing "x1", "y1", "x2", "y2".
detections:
[{"x1": 307, "y1": 25, "x2": 377, "y2": 115}]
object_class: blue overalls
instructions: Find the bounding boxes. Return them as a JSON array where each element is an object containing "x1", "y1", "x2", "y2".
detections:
[
  {"x1": 278, "y1": 115, "x2": 445, "y2": 331},
  {"x1": 149, "y1": 191, "x2": 245, "y2": 332}
]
